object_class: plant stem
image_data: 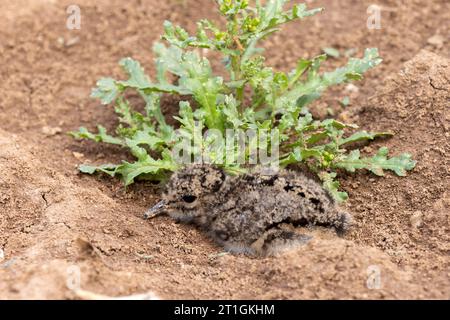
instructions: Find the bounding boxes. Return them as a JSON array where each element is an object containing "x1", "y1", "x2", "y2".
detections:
[{"x1": 229, "y1": 14, "x2": 245, "y2": 111}]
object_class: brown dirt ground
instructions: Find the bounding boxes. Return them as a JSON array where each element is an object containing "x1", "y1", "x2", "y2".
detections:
[{"x1": 0, "y1": 0, "x2": 449, "y2": 299}]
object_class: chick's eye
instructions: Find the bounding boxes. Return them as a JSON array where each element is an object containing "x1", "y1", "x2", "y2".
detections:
[{"x1": 181, "y1": 195, "x2": 197, "y2": 203}]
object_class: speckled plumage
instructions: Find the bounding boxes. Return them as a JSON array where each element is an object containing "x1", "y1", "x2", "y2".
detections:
[{"x1": 147, "y1": 164, "x2": 351, "y2": 256}]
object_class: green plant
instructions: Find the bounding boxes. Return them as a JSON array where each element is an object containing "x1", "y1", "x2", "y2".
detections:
[{"x1": 71, "y1": 0, "x2": 415, "y2": 202}]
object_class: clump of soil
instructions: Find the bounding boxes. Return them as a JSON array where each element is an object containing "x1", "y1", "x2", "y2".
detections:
[{"x1": 0, "y1": 0, "x2": 449, "y2": 299}]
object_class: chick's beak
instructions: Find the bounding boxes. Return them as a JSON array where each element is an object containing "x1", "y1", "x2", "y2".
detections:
[{"x1": 143, "y1": 200, "x2": 167, "y2": 219}]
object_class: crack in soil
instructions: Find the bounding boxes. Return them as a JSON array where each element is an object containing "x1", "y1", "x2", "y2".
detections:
[
  {"x1": 429, "y1": 77, "x2": 447, "y2": 91},
  {"x1": 54, "y1": 221, "x2": 72, "y2": 230},
  {"x1": 41, "y1": 193, "x2": 49, "y2": 207}
]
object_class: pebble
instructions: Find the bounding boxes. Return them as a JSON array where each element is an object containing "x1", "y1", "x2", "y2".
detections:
[
  {"x1": 0, "y1": 248, "x2": 4, "y2": 261},
  {"x1": 42, "y1": 126, "x2": 62, "y2": 136},
  {"x1": 65, "y1": 37, "x2": 80, "y2": 47},
  {"x1": 72, "y1": 152, "x2": 84, "y2": 159},
  {"x1": 344, "y1": 83, "x2": 360, "y2": 94},
  {"x1": 427, "y1": 35, "x2": 444, "y2": 48},
  {"x1": 410, "y1": 211, "x2": 423, "y2": 229},
  {"x1": 363, "y1": 146, "x2": 374, "y2": 153},
  {"x1": 57, "y1": 37, "x2": 80, "y2": 48}
]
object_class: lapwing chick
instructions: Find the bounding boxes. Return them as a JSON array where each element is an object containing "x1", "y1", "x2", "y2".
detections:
[{"x1": 144, "y1": 164, "x2": 351, "y2": 256}]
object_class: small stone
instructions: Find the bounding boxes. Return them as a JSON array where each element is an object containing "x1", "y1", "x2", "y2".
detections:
[
  {"x1": 351, "y1": 182, "x2": 360, "y2": 189},
  {"x1": 410, "y1": 211, "x2": 423, "y2": 229},
  {"x1": 427, "y1": 35, "x2": 444, "y2": 48},
  {"x1": 0, "y1": 248, "x2": 4, "y2": 261},
  {"x1": 339, "y1": 111, "x2": 351, "y2": 123},
  {"x1": 344, "y1": 83, "x2": 359, "y2": 94},
  {"x1": 42, "y1": 126, "x2": 62, "y2": 136},
  {"x1": 72, "y1": 152, "x2": 84, "y2": 159},
  {"x1": 56, "y1": 37, "x2": 65, "y2": 47},
  {"x1": 56, "y1": 36, "x2": 80, "y2": 48},
  {"x1": 363, "y1": 146, "x2": 374, "y2": 153},
  {"x1": 65, "y1": 37, "x2": 80, "y2": 47}
]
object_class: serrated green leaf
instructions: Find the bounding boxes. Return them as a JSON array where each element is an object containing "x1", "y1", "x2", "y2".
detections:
[
  {"x1": 334, "y1": 147, "x2": 416, "y2": 176},
  {"x1": 322, "y1": 48, "x2": 382, "y2": 85},
  {"x1": 220, "y1": 95, "x2": 244, "y2": 129},
  {"x1": 280, "y1": 147, "x2": 323, "y2": 166},
  {"x1": 119, "y1": 58, "x2": 151, "y2": 88},
  {"x1": 162, "y1": 20, "x2": 219, "y2": 50},
  {"x1": 70, "y1": 126, "x2": 124, "y2": 146},
  {"x1": 322, "y1": 47, "x2": 340, "y2": 58},
  {"x1": 339, "y1": 131, "x2": 392, "y2": 146},
  {"x1": 282, "y1": 49, "x2": 380, "y2": 110},
  {"x1": 255, "y1": 1, "x2": 322, "y2": 34},
  {"x1": 319, "y1": 172, "x2": 348, "y2": 203},
  {"x1": 288, "y1": 58, "x2": 312, "y2": 86},
  {"x1": 91, "y1": 78, "x2": 119, "y2": 104},
  {"x1": 115, "y1": 156, "x2": 177, "y2": 186},
  {"x1": 306, "y1": 132, "x2": 329, "y2": 145},
  {"x1": 322, "y1": 119, "x2": 358, "y2": 130},
  {"x1": 79, "y1": 164, "x2": 118, "y2": 176},
  {"x1": 130, "y1": 130, "x2": 165, "y2": 151},
  {"x1": 284, "y1": 48, "x2": 381, "y2": 108}
]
